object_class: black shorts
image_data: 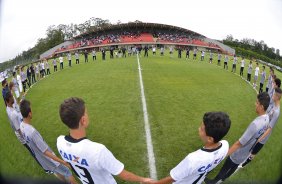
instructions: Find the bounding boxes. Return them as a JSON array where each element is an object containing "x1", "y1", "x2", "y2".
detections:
[
  {"x1": 251, "y1": 142, "x2": 264, "y2": 155},
  {"x1": 194, "y1": 54, "x2": 196, "y2": 56},
  {"x1": 218, "y1": 60, "x2": 220, "y2": 62},
  {"x1": 170, "y1": 51, "x2": 173, "y2": 54},
  {"x1": 210, "y1": 58, "x2": 213, "y2": 61}
]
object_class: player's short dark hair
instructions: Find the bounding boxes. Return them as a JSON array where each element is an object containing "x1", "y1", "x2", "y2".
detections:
[
  {"x1": 274, "y1": 78, "x2": 281, "y2": 88},
  {"x1": 4, "y1": 91, "x2": 13, "y2": 103},
  {"x1": 20, "y1": 100, "x2": 31, "y2": 118},
  {"x1": 257, "y1": 92, "x2": 270, "y2": 111},
  {"x1": 203, "y1": 112, "x2": 231, "y2": 143},
  {"x1": 59, "y1": 97, "x2": 85, "y2": 129},
  {"x1": 275, "y1": 88, "x2": 282, "y2": 95}
]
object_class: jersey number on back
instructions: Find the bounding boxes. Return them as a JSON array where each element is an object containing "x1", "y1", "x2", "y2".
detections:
[{"x1": 71, "y1": 164, "x2": 95, "y2": 184}]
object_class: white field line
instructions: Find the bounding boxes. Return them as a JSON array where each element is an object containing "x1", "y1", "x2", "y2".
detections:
[{"x1": 136, "y1": 53, "x2": 157, "y2": 180}]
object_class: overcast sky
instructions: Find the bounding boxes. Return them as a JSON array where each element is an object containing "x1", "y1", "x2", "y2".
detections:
[{"x1": 0, "y1": 0, "x2": 281, "y2": 63}]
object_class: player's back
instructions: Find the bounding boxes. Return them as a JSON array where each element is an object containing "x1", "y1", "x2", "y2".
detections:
[
  {"x1": 57, "y1": 135, "x2": 124, "y2": 184},
  {"x1": 170, "y1": 140, "x2": 229, "y2": 184},
  {"x1": 20, "y1": 123, "x2": 59, "y2": 171}
]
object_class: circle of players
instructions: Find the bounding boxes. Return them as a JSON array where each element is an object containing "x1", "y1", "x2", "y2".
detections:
[{"x1": 1, "y1": 46, "x2": 281, "y2": 184}]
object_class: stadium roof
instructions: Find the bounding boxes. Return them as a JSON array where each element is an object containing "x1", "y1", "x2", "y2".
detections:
[{"x1": 75, "y1": 22, "x2": 206, "y2": 39}]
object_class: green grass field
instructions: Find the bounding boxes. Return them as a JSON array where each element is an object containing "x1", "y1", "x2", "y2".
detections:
[{"x1": 0, "y1": 50, "x2": 281, "y2": 183}]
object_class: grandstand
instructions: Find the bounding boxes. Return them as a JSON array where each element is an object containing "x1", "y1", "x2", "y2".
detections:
[{"x1": 40, "y1": 22, "x2": 235, "y2": 59}]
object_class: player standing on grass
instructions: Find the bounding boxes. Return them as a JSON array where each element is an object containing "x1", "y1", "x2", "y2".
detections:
[
  {"x1": 57, "y1": 97, "x2": 154, "y2": 184},
  {"x1": 205, "y1": 92, "x2": 270, "y2": 184},
  {"x1": 266, "y1": 67, "x2": 274, "y2": 92},
  {"x1": 253, "y1": 63, "x2": 260, "y2": 88},
  {"x1": 209, "y1": 51, "x2": 213, "y2": 64},
  {"x1": 247, "y1": 61, "x2": 253, "y2": 82},
  {"x1": 217, "y1": 53, "x2": 222, "y2": 66},
  {"x1": 223, "y1": 55, "x2": 228, "y2": 70},
  {"x1": 259, "y1": 66, "x2": 266, "y2": 93},
  {"x1": 240, "y1": 57, "x2": 245, "y2": 77},
  {"x1": 20, "y1": 99, "x2": 77, "y2": 184},
  {"x1": 67, "y1": 52, "x2": 72, "y2": 67},
  {"x1": 231, "y1": 55, "x2": 237, "y2": 72},
  {"x1": 148, "y1": 112, "x2": 231, "y2": 184},
  {"x1": 193, "y1": 48, "x2": 197, "y2": 60},
  {"x1": 241, "y1": 88, "x2": 281, "y2": 168}
]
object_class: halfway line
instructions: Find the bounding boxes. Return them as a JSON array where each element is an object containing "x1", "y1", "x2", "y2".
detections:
[{"x1": 136, "y1": 53, "x2": 157, "y2": 180}]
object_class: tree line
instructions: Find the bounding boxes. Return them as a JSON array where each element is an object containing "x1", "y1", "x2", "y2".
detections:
[
  {"x1": 223, "y1": 35, "x2": 281, "y2": 67},
  {"x1": 0, "y1": 17, "x2": 112, "y2": 72}
]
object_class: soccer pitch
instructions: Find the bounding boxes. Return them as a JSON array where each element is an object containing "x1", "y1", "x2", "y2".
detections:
[{"x1": 0, "y1": 51, "x2": 281, "y2": 183}]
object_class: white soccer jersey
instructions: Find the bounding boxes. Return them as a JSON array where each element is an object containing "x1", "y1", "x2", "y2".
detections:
[
  {"x1": 57, "y1": 135, "x2": 124, "y2": 184},
  {"x1": 6, "y1": 106, "x2": 25, "y2": 144},
  {"x1": 170, "y1": 140, "x2": 229, "y2": 184},
  {"x1": 59, "y1": 57, "x2": 63, "y2": 63},
  {"x1": 241, "y1": 60, "x2": 245, "y2": 67},
  {"x1": 255, "y1": 67, "x2": 259, "y2": 76}
]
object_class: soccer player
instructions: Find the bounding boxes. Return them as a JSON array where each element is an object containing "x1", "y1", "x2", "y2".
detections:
[
  {"x1": 11, "y1": 72, "x2": 20, "y2": 100},
  {"x1": 217, "y1": 53, "x2": 222, "y2": 66},
  {"x1": 144, "y1": 46, "x2": 149, "y2": 57},
  {"x1": 151, "y1": 112, "x2": 231, "y2": 184},
  {"x1": 201, "y1": 51, "x2": 205, "y2": 61},
  {"x1": 59, "y1": 56, "x2": 64, "y2": 70},
  {"x1": 75, "y1": 52, "x2": 80, "y2": 64},
  {"x1": 223, "y1": 55, "x2": 228, "y2": 70},
  {"x1": 160, "y1": 47, "x2": 164, "y2": 56},
  {"x1": 92, "y1": 49, "x2": 97, "y2": 61},
  {"x1": 2, "y1": 78, "x2": 10, "y2": 106},
  {"x1": 152, "y1": 46, "x2": 156, "y2": 55},
  {"x1": 57, "y1": 97, "x2": 154, "y2": 184},
  {"x1": 247, "y1": 61, "x2": 253, "y2": 82},
  {"x1": 193, "y1": 48, "x2": 197, "y2": 60},
  {"x1": 67, "y1": 52, "x2": 72, "y2": 67},
  {"x1": 84, "y1": 50, "x2": 88, "y2": 63},
  {"x1": 5, "y1": 91, "x2": 25, "y2": 144},
  {"x1": 240, "y1": 57, "x2": 245, "y2": 77},
  {"x1": 19, "y1": 100, "x2": 77, "y2": 184},
  {"x1": 231, "y1": 55, "x2": 237, "y2": 72},
  {"x1": 266, "y1": 67, "x2": 274, "y2": 92},
  {"x1": 209, "y1": 51, "x2": 213, "y2": 64},
  {"x1": 178, "y1": 48, "x2": 182, "y2": 59},
  {"x1": 267, "y1": 78, "x2": 281, "y2": 113},
  {"x1": 205, "y1": 92, "x2": 270, "y2": 184},
  {"x1": 53, "y1": 58, "x2": 58, "y2": 72},
  {"x1": 253, "y1": 63, "x2": 260, "y2": 88},
  {"x1": 259, "y1": 66, "x2": 266, "y2": 93},
  {"x1": 241, "y1": 88, "x2": 281, "y2": 167},
  {"x1": 186, "y1": 48, "x2": 190, "y2": 59}
]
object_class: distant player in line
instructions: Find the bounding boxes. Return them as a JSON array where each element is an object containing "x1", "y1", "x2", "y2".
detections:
[
  {"x1": 266, "y1": 67, "x2": 274, "y2": 92},
  {"x1": 247, "y1": 61, "x2": 253, "y2": 82},
  {"x1": 186, "y1": 48, "x2": 190, "y2": 59},
  {"x1": 241, "y1": 88, "x2": 281, "y2": 167},
  {"x1": 149, "y1": 112, "x2": 231, "y2": 184},
  {"x1": 20, "y1": 99, "x2": 77, "y2": 184},
  {"x1": 57, "y1": 97, "x2": 154, "y2": 184},
  {"x1": 193, "y1": 48, "x2": 197, "y2": 60},
  {"x1": 231, "y1": 55, "x2": 237, "y2": 72},
  {"x1": 240, "y1": 57, "x2": 245, "y2": 77},
  {"x1": 267, "y1": 78, "x2": 281, "y2": 113},
  {"x1": 217, "y1": 53, "x2": 222, "y2": 66},
  {"x1": 92, "y1": 49, "x2": 96, "y2": 61},
  {"x1": 223, "y1": 55, "x2": 228, "y2": 70},
  {"x1": 259, "y1": 66, "x2": 266, "y2": 93},
  {"x1": 201, "y1": 51, "x2": 205, "y2": 61},
  {"x1": 253, "y1": 63, "x2": 260, "y2": 88},
  {"x1": 75, "y1": 51, "x2": 80, "y2": 64},
  {"x1": 67, "y1": 52, "x2": 72, "y2": 67},
  {"x1": 209, "y1": 51, "x2": 213, "y2": 64},
  {"x1": 205, "y1": 92, "x2": 270, "y2": 184}
]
